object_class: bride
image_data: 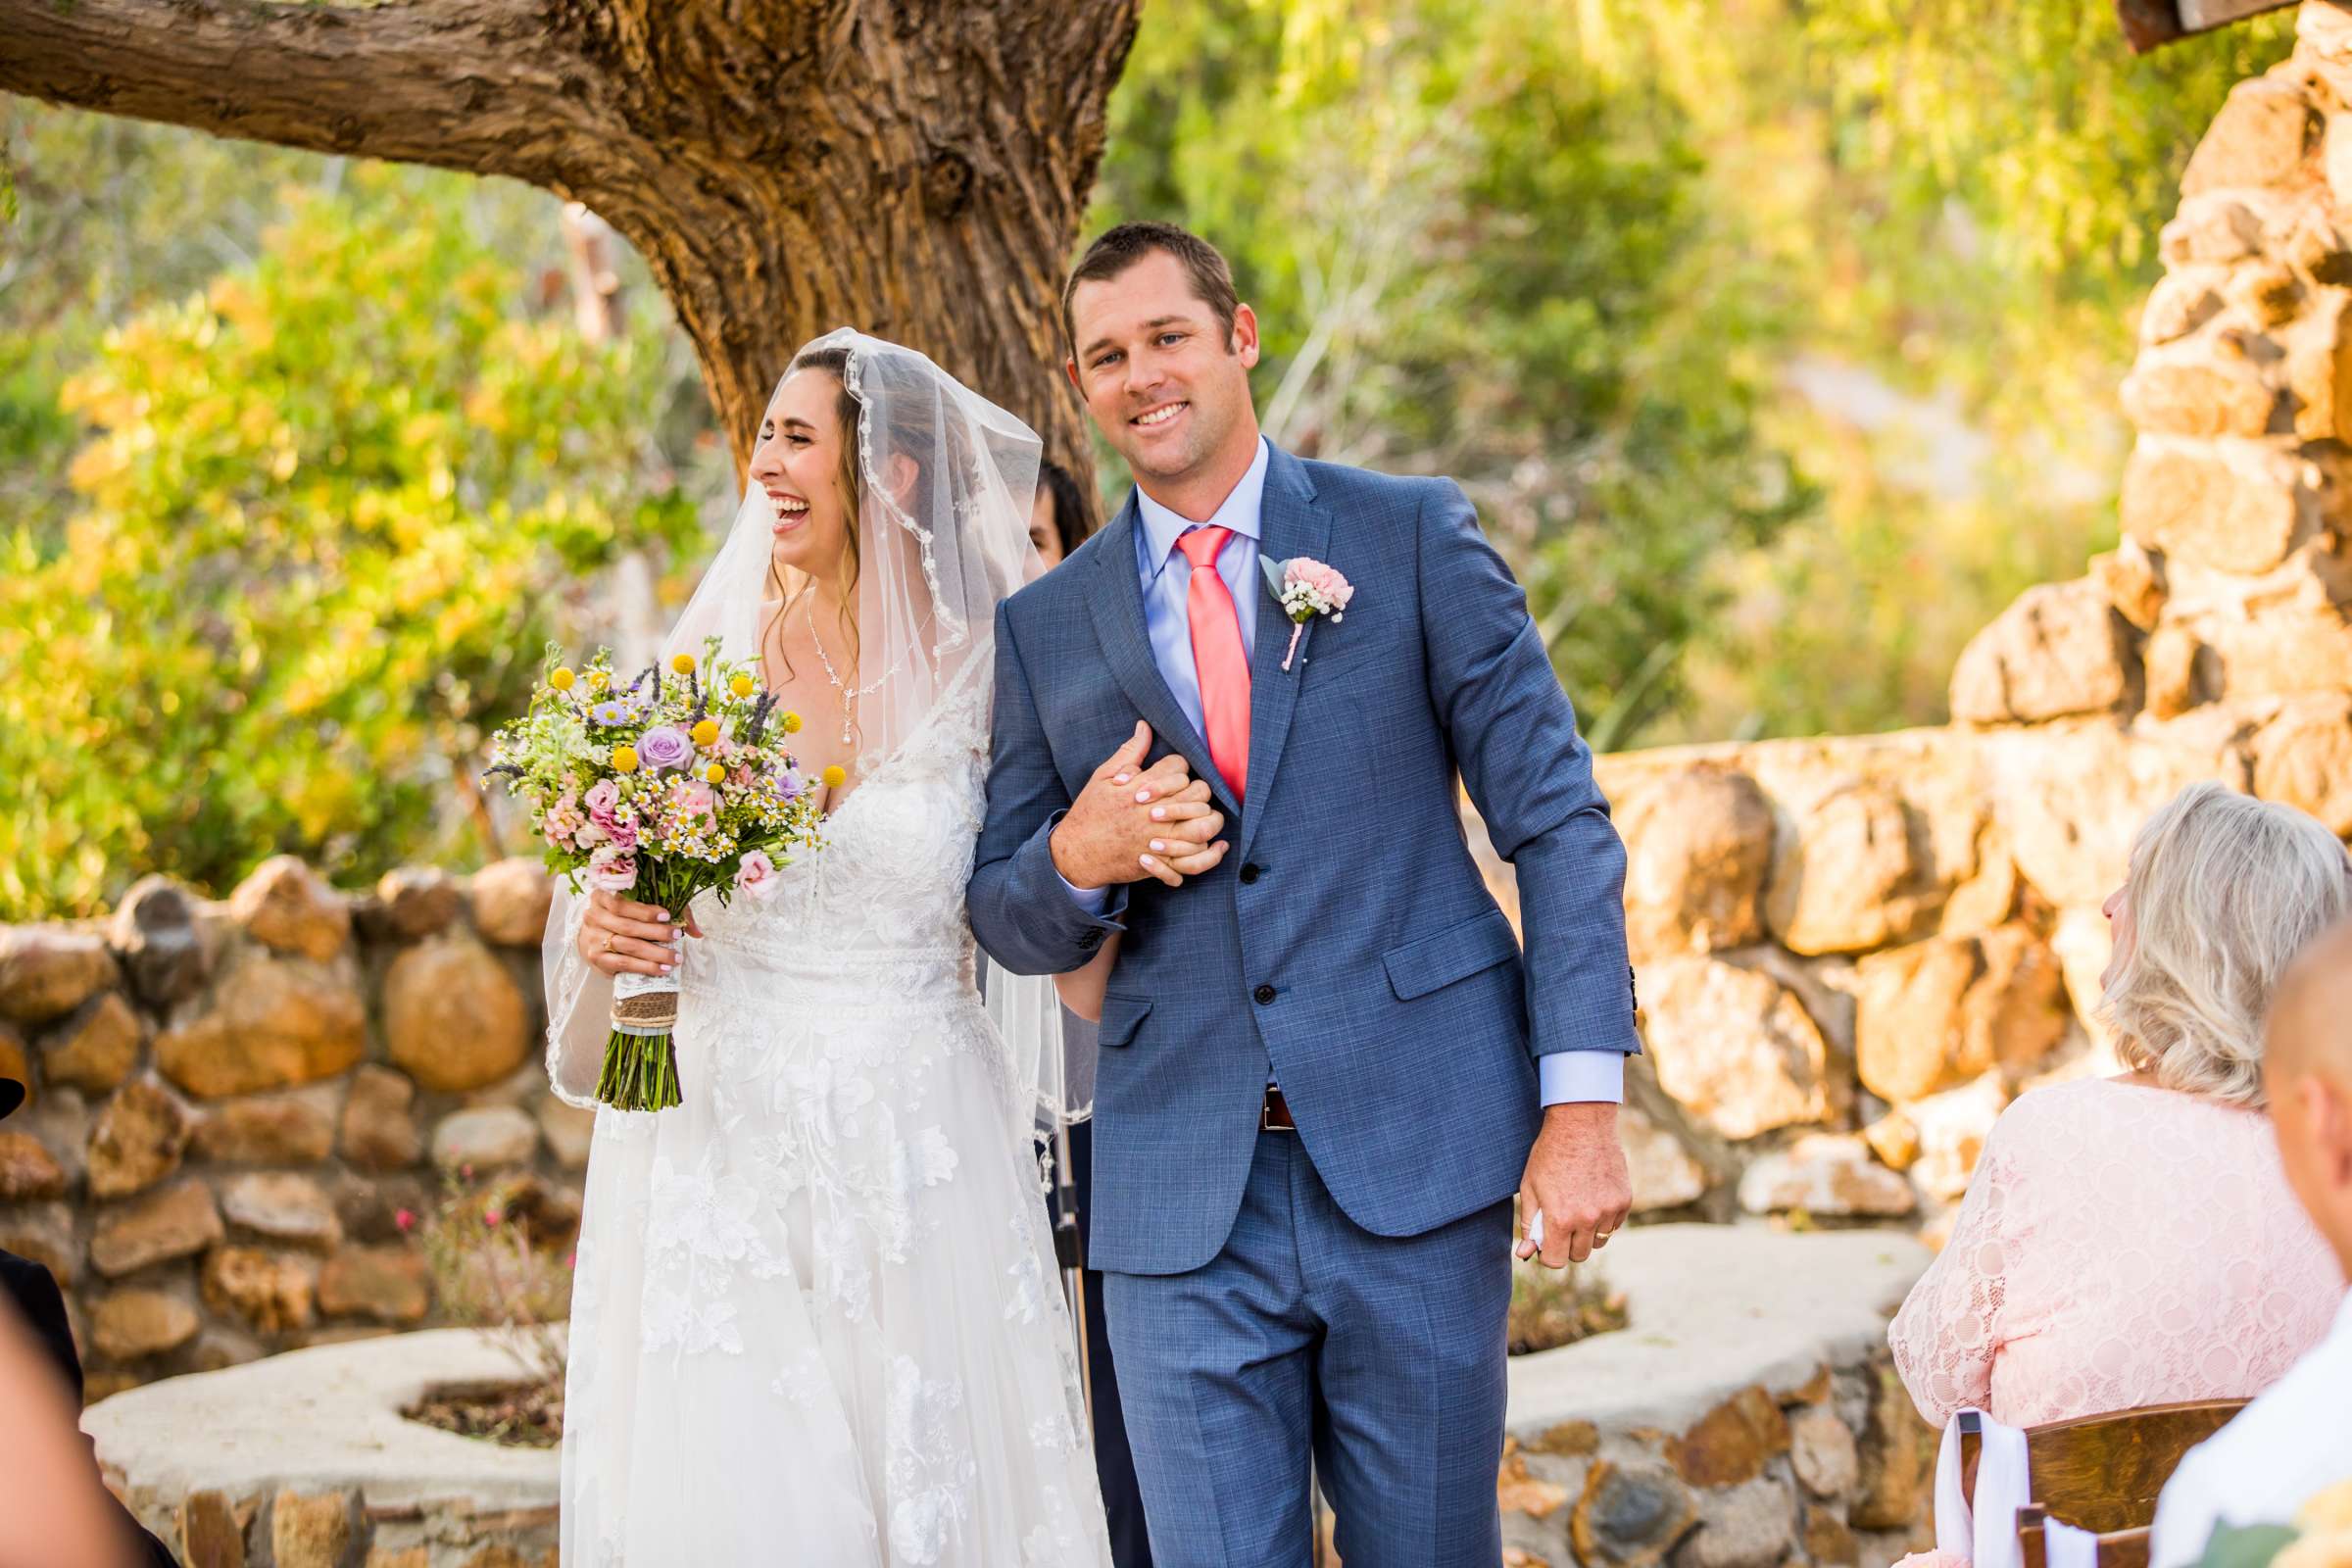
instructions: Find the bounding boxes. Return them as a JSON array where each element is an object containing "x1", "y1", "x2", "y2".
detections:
[{"x1": 546, "y1": 330, "x2": 1113, "y2": 1565}]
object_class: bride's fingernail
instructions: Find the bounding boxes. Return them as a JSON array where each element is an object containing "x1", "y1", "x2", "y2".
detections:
[
  {"x1": 1150, "y1": 840, "x2": 1165, "y2": 853},
  {"x1": 1150, "y1": 808, "x2": 1167, "y2": 820},
  {"x1": 658, "y1": 911, "x2": 671, "y2": 922},
  {"x1": 1136, "y1": 790, "x2": 1152, "y2": 803}
]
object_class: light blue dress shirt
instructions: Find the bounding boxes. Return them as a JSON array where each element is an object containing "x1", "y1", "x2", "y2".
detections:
[{"x1": 1061, "y1": 437, "x2": 1619, "y2": 1107}]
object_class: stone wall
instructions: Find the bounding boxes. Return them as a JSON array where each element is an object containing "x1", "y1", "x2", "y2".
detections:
[
  {"x1": 1468, "y1": 0, "x2": 2352, "y2": 1236},
  {"x1": 0, "y1": 857, "x2": 581, "y2": 1399}
]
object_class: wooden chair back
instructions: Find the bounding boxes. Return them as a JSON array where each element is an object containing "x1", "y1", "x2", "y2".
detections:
[{"x1": 1963, "y1": 1398, "x2": 2245, "y2": 1562}]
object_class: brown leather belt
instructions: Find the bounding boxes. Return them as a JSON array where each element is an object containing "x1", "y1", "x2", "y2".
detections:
[{"x1": 1261, "y1": 1085, "x2": 1297, "y2": 1133}]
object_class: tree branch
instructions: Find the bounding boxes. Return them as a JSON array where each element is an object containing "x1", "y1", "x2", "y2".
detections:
[{"x1": 0, "y1": 0, "x2": 601, "y2": 188}]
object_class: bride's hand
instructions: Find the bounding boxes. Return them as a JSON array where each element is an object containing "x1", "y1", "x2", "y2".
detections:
[{"x1": 578, "y1": 889, "x2": 696, "y2": 976}]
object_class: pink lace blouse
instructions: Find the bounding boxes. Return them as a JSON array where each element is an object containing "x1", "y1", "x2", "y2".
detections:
[{"x1": 1888, "y1": 1077, "x2": 2343, "y2": 1429}]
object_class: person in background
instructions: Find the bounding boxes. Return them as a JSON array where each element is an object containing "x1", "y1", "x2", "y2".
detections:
[
  {"x1": 1030, "y1": 456, "x2": 1098, "y2": 569},
  {"x1": 1888, "y1": 783, "x2": 2348, "y2": 1434},
  {"x1": 1028, "y1": 449, "x2": 1150, "y2": 1567},
  {"x1": 0, "y1": 1075, "x2": 178, "y2": 1568},
  {"x1": 2152, "y1": 917, "x2": 2352, "y2": 1567}
]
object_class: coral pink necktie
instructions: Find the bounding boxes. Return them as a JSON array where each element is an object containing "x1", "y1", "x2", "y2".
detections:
[{"x1": 1175, "y1": 525, "x2": 1250, "y2": 801}]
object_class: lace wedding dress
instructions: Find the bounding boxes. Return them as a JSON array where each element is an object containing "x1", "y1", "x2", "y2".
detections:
[{"x1": 559, "y1": 664, "x2": 1111, "y2": 1565}]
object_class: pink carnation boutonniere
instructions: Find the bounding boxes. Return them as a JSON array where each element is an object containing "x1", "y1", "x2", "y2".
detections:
[{"x1": 1259, "y1": 555, "x2": 1353, "y2": 671}]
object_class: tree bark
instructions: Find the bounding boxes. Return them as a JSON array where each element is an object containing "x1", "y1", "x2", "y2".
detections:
[{"x1": 0, "y1": 0, "x2": 1138, "y2": 469}]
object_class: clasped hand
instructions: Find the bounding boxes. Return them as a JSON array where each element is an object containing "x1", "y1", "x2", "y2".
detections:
[{"x1": 1051, "y1": 721, "x2": 1229, "y2": 890}]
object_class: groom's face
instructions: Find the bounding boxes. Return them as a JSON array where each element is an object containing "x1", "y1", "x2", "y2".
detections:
[{"x1": 1066, "y1": 251, "x2": 1260, "y2": 488}]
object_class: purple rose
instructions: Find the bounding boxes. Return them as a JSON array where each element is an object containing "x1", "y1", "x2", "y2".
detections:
[{"x1": 637, "y1": 725, "x2": 693, "y2": 771}]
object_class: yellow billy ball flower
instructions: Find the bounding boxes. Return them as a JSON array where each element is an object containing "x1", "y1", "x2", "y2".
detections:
[
  {"x1": 588, "y1": 669, "x2": 610, "y2": 691},
  {"x1": 671, "y1": 653, "x2": 697, "y2": 674},
  {"x1": 820, "y1": 764, "x2": 848, "y2": 791},
  {"x1": 611, "y1": 746, "x2": 639, "y2": 773},
  {"x1": 729, "y1": 673, "x2": 755, "y2": 699},
  {"x1": 780, "y1": 711, "x2": 804, "y2": 735},
  {"x1": 549, "y1": 666, "x2": 576, "y2": 691},
  {"x1": 692, "y1": 718, "x2": 720, "y2": 747},
  {"x1": 704, "y1": 762, "x2": 726, "y2": 783}
]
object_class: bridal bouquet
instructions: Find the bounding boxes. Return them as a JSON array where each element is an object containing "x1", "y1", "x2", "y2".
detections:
[{"x1": 483, "y1": 639, "x2": 834, "y2": 1111}]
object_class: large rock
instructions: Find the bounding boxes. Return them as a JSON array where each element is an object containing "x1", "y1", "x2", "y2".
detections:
[
  {"x1": 2137, "y1": 272, "x2": 2224, "y2": 346},
  {"x1": 1983, "y1": 719, "x2": 2241, "y2": 906},
  {"x1": 0, "y1": 1203, "x2": 75, "y2": 1287},
  {"x1": 1949, "y1": 578, "x2": 2138, "y2": 725},
  {"x1": 271, "y1": 1489, "x2": 354, "y2": 1568},
  {"x1": 471, "y1": 858, "x2": 556, "y2": 948},
  {"x1": 41, "y1": 991, "x2": 144, "y2": 1095},
  {"x1": 155, "y1": 950, "x2": 366, "y2": 1099},
  {"x1": 1905, "y1": 1073, "x2": 2012, "y2": 1201},
  {"x1": 86, "y1": 1078, "x2": 194, "y2": 1199},
  {"x1": 90, "y1": 1179, "x2": 224, "y2": 1277},
  {"x1": 2284, "y1": 292, "x2": 2352, "y2": 443},
  {"x1": 1618, "y1": 767, "x2": 1775, "y2": 961},
  {"x1": 2201, "y1": 607, "x2": 2352, "y2": 700},
  {"x1": 0, "y1": 1022, "x2": 27, "y2": 1109},
  {"x1": 228, "y1": 857, "x2": 351, "y2": 962},
  {"x1": 369, "y1": 867, "x2": 466, "y2": 941},
  {"x1": 0, "y1": 927, "x2": 119, "y2": 1025},
  {"x1": 1854, "y1": 927, "x2": 2071, "y2": 1102},
  {"x1": 107, "y1": 875, "x2": 211, "y2": 1007},
  {"x1": 1622, "y1": 1104, "x2": 1709, "y2": 1213},
  {"x1": 220, "y1": 1172, "x2": 343, "y2": 1250},
  {"x1": 1670, "y1": 1385, "x2": 1790, "y2": 1489},
  {"x1": 2050, "y1": 905, "x2": 2121, "y2": 1058},
  {"x1": 1853, "y1": 1357, "x2": 1936, "y2": 1530},
  {"x1": 339, "y1": 1065, "x2": 423, "y2": 1171},
  {"x1": 1672, "y1": 1479, "x2": 1794, "y2": 1568},
  {"x1": 2250, "y1": 694, "x2": 2352, "y2": 836},
  {"x1": 191, "y1": 1093, "x2": 337, "y2": 1165},
  {"x1": 0, "y1": 1129, "x2": 66, "y2": 1200},
  {"x1": 535, "y1": 1094, "x2": 596, "y2": 1171},
  {"x1": 1790, "y1": 1405, "x2": 1861, "y2": 1500},
  {"x1": 90, "y1": 1288, "x2": 200, "y2": 1360},
  {"x1": 2180, "y1": 75, "x2": 2317, "y2": 196},
  {"x1": 2089, "y1": 541, "x2": 2168, "y2": 633},
  {"x1": 1571, "y1": 1459, "x2": 1698, "y2": 1568},
  {"x1": 1638, "y1": 956, "x2": 1832, "y2": 1140},
  {"x1": 382, "y1": 933, "x2": 531, "y2": 1093},
  {"x1": 1737, "y1": 1134, "x2": 1915, "y2": 1218},
  {"x1": 201, "y1": 1247, "x2": 318, "y2": 1333},
  {"x1": 2119, "y1": 443, "x2": 2305, "y2": 576},
  {"x1": 431, "y1": 1105, "x2": 539, "y2": 1171},
  {"x1": 2118, "y1": 345, "x2": 2277, "y2": 438},
  {"x1": 2159, "y1": 194, "x2": 2265, "y2": 267},
  {"x1": 1763, "y1": 784, "x2": 1936, "y2": 956},
  {"x1": 317, "y1": 1246, "x2": 431, "y2": 1324}
]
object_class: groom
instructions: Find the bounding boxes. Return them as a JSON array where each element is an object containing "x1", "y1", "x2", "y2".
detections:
[{"x1": 968, "y1": 221, "x2": 1637, "y2": 1566}]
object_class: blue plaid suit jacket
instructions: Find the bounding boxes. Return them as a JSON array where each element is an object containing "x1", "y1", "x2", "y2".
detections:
[{"x1": 967, "y1": 444, "x2": 1638, "y2": 1276}]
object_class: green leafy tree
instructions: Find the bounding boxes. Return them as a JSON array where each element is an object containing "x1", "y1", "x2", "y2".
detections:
[
  {"x1": 1093, "y1": 0, "x2": 1811, "y2": 747},
  {"x1": 0, "y1": 167, "x2": 699, "y2": 917}
]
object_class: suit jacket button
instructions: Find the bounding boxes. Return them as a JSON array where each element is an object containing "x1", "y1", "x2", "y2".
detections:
[
  {"x1": 1239, "y1": 863, "x2": 1261, "y2": 885},
  {"x1": 1253, "y1": 984, "x2": 1276, "y2": 1004}
]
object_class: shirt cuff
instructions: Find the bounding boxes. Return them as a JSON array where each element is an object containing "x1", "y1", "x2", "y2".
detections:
[
  {"x1": 1539, "y1": 1051, "x2": 1625, "y2": 1106},
  {"x1": 1056, "y1": 870, "x2": 1111, "y2": 917}
]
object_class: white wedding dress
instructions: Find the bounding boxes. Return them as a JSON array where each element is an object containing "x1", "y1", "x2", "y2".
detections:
[{"x1": 559, "y1": 664, "x2": 1112, "y2": 1565}]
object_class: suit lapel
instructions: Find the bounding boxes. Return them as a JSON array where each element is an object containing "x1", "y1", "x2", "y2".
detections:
[
  {"x1": 1240, "y1": 447, "x2": 1331, "y2": 861},
  {"x1": 1085, "y1": 494, "x2": 1232, "y2": 807}
]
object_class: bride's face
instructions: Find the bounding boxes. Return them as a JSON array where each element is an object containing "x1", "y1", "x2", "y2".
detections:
[{"x1": 749, "y1": 368, "x2": 857, "y2": 583}]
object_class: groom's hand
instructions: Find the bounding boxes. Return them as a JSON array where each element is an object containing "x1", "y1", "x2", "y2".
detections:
[
  {"x1": 1516, "y1": 1102, "x2": 1632, "y2": 1268},
  {"x1": 1052, "y1": 720, "x2": 1230, "y2": 891}
]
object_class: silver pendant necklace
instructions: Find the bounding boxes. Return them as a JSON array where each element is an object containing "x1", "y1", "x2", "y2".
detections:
[{"x1": 804, "y1": 587, "x2": 886, "y2": 747}]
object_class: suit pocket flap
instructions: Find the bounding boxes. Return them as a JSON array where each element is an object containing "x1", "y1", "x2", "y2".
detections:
[
  {"x1": 1382, "y1": 908, "x2": 1521, "y2": 1002},
  {"x1": 1098, "y1": 993, "x2": 1153, "y2": 1049}
]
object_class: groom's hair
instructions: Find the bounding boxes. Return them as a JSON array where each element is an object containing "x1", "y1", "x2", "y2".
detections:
[{"x1": 1061, "y1": 221, "x2": 1240, "y2": 358}]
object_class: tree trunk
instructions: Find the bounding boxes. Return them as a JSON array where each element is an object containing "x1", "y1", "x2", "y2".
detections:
[{"x1": 0, "y1": 0, "x2": 1138, "y2": 470}]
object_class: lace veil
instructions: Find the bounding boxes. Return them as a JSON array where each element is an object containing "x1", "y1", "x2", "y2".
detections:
[{"x1": 542, "y1": 328, "x2": 1086, "y2": 1137}]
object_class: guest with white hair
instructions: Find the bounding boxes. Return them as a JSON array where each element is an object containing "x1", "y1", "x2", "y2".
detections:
[
  {"x1": 1889, "y1": 782, "x2": 2349, "y2": 1438},
  {"x1": 2151, "y1": 916, "x2": 2352, "y2": 1567}
]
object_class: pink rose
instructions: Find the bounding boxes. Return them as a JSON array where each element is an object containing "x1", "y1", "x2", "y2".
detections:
[
  {"x1": 603, "y1": 811, "x2": 638, "y2": 851},
  {"x1": 585, "y1": 845, "x2": 637, "y2": 892},
  {"x1": 1284, "y1": 556, "x2": 1353, "y2": 612},
  {"x1": 583, "y1": 779, "x2": 619, "y2": 816},
  {"x1": 670, "y1": 779, "x2": 717, "y2": 825},
  {"x1": 735, "y1": 850, "x2": 781, "y2": 899}
]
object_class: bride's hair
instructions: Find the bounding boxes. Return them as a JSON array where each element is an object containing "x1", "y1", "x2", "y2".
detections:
[{"x1": 762, "y1": 345, "x2": 865, "y2": 690}]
